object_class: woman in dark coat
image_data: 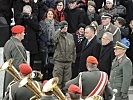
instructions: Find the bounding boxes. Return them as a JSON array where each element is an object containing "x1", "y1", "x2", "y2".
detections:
[
  {"x1": 72, "y1": 23, "x2": 86, "y2": 78},
  {"x1": 84, "y1": 1, "x2": 101, "y2": 25},
  {"x1": 114, "y1": 17, "x2": 129, "y2": 39},
  {"x1": 39, "y1": 8, "x2": 59, "y2": 79}
]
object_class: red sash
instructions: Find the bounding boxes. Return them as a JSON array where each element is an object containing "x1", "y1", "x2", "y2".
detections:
[{"x1": 86, "y1": 71, "x2": 108, "y2": 98}]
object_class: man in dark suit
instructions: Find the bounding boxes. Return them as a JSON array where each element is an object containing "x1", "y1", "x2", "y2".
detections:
[
  {"x1": 97, "y1": 13, "x2": 121, "y2": 44},
  {"x1": 65, "y1": 56, "x2": 113, "y2": 99},
  {"x1": 79, "y1": 25, "x2": 101, "y2": 72}
]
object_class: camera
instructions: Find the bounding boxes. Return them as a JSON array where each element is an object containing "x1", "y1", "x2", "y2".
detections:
[{"x1": 22, "y1": 13, "x2": 30, "y2": 19}]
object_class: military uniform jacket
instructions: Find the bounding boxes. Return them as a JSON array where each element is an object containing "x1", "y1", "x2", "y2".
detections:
[
  {"x1": 41, "y1": 95, "x2": 56, "y2": 100},
  {"x1": 3, "y1": 36, "x2": 27, "y2": 70},
  {"x1": 3, "y1": 36, "x2": 27, "y2": 98},
  {"x1": 65, "y1": 67, "x2": 106, "y2": 96},
  {"x1": 109, "y1": 54, "x2": 132, "y2": 100},
  {"x1": 97, "y1": 23, "x2": 121, "y2": 44},
  {"x1": 3, "y1": 80, "x2": 42, "y2": 100},
  {"x1": 52, "y1": 30, "x2": 76, "y2": 63}
]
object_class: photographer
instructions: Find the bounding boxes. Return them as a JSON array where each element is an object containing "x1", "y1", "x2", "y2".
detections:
[
  {"x1": 16, "y1": 5, "x2": 40, "y2": 68},
  {"x1": 13, "y1": 0, "x2": 38, "y2": 23}
]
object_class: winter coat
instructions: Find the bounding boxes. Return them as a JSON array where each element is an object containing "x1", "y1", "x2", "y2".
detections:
[
  {"x1": 79, "y1": 36, "x2": 101, "y2": 72},
  {"x1": 52, "y1": 30, "x2": 76, "y2": 62},
  {"x1": 16, "y1": 14, "x2": 39, "y2": 54}
]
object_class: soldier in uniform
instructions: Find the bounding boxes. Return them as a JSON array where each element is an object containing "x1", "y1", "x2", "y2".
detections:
[
  {"x1": 66, "y1": 84, "x2": 82, "y2": 100},
  {"x1": 109, "y1": 39, "x2": 132, "y2": 100},
  {"x1": 41, "y1": 80, "x2": 57, "y2": 100},
  {"x1": 3, "y1": 63, "x2": 42, "y2": 100},
  {"x1": 97, "y1": 13, "x2": 121, "y2": 44},
  {"x1": 65, "y1": 56, "x2": 113, "y2": 99},
  {"x1": 52, "y1": 20, "x2": 76, "y2": 92},
  {"x1": 3, "y1": 25, "x2": 27, "y2": 98}
]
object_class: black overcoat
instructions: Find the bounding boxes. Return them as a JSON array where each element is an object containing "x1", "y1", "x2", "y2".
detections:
[{"x1": 79, "y1": 36, "x2": 101, "y2": 72}]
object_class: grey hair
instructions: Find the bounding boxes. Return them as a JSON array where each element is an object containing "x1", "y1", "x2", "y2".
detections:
[
  {"x1": 103, "y1": 32, "x2": 113, "y2": 41},
  {"x1": 23, "y1": 5, "x2": 32, "y2": 13}
]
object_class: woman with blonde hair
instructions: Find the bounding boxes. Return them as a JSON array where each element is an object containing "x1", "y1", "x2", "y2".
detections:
[{"x1": 90, "y1": 21, "x2": 98, "y2": 35}]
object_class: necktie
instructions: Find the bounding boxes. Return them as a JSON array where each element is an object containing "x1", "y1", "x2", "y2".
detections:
[
  {"x1": 104, "y1": 26, "x2": 106, "y2": 31},
  {"x1": 86, "y1": 40, "x2": 89, "y2": 46}
]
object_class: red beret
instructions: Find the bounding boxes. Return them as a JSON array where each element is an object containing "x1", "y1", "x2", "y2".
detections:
[
  {"x1": 86, "y1": 56, "x2": 98, "y2": 65},
  {"x1": 42, "y1": 80, "x2": 48, "y2": 87},
  {"x1": 11, "y1": 25, "x2": 25, "y2": 34},
  {"x1": 68, "y1": 84, "x2": 82, "y2": 94},
  {"x1": 19, "y1": 63, "x2": 32, "y2": 74}
]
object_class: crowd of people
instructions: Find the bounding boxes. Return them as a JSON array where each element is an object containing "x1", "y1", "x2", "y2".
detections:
[{"x1": 1, "y1": 0, "x2": 133, "y2": 100}]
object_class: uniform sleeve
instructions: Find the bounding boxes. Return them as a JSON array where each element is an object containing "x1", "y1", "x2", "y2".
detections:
[
  {"x1": 113, "y1": 28, "x2": 121, "y2": 43},
  {"x1": 8, "y1": 83, "x2": 16, "y2": 100},
  {"x1": 72, "y1": 35, "x2": 76, "y2": 63},
  {"x1": 52, "y1": 30, "x2": 61, "y2": 43},
  {"x1": 65, "y1": 74, "x2": 80, "y2": 90},
  {"x1": 121, "y1": 59, "x2": 132, "y2": 93}
]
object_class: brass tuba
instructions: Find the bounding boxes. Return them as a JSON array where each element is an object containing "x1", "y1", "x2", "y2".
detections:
[
  {"x1": 0, "y1": 58, "x2": 21, "y2": 80},
  {"x1": 42, "y1": 77, "x2": 66, "y2": 100},
  {"x1": 18, "y1": 74, "x2": 43, "y2": 100}
]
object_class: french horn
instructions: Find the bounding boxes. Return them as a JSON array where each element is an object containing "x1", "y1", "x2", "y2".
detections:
[{"x1": 42, "y1": 77, "x2": 66, "y2": 100}]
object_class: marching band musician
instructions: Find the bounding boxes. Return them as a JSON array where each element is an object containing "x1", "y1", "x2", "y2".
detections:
[
  {"x1": 41, "y1": 80, "x2": 57, "y2": 100},
  {"x1": 3, "y1": 63, "x2": 42, "y2": 100},
  {"x1": 66, "y1": 84, "x2": 82, "y2": 100},
  {"x1": 65, "y1": 56, "x2": 113, "y2": 100},
  {"x1": 3, "y1": 25, "x2": 27, "y2": 98}
]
